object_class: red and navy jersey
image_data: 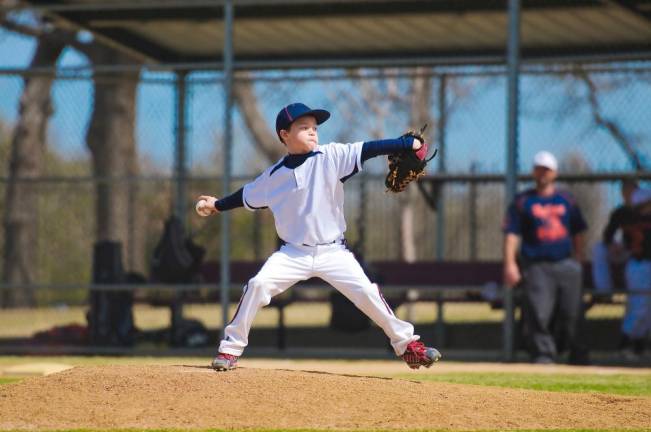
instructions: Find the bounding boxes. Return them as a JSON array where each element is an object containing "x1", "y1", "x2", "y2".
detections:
[{"x1": 503, "y1": 188, "x2": 587, "y2": 261}]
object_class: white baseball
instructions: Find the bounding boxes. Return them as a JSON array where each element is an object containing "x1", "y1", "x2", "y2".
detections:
[{"x1": 196, "y1": 199, "x2": 212, "y2": 217}]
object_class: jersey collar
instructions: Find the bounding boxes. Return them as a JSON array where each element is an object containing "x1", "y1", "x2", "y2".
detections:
[{"x1": 271, "y1": 150, "x2": 323, "y2": 175}]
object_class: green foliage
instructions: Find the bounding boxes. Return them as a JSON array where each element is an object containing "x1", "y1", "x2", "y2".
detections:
[
  {"x1": 0, "y1": 124, "x2": 95, "y2": 302},
  {"x1": 398, "y1": 372, "x2": 651, "y2": 397}
]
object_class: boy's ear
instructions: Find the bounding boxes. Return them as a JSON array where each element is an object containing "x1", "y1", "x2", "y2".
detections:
[{"x1": 279, "y1": 129, "x2": 289, "y2": 144}]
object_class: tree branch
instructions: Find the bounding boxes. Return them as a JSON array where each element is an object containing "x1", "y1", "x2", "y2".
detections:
[
  {"x1": 0, "y1": 15, "x2": 44, "y2": 38},
  {"x1": 577, "y1": 70, "x2": 644, "y2": 171},
  {"x1": 1, "y1": 14, "x2": 99, "y2": 60}
]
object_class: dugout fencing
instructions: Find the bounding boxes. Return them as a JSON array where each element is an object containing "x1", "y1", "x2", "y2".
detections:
[{"x1": 0, "y1": 64, "x2": 650, "y2": 356}]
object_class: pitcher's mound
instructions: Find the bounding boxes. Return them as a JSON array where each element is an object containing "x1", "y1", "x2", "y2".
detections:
[{"x1": 1, "y1": 365, "x2": 649, "y2": 430}]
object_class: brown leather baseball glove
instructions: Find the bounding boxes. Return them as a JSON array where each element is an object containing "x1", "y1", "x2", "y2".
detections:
[{"x1": 385, "y1": 124, "x2": 437, "y2": 193}]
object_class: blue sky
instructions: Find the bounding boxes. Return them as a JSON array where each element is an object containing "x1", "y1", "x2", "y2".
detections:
[{"x1": 1, "y1": 27, "x2": 650, "y2": 177}]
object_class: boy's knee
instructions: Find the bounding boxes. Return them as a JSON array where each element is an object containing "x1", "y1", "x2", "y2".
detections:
[{"x1": 247, "y1": 277, "x2": 272, "y2": 304}]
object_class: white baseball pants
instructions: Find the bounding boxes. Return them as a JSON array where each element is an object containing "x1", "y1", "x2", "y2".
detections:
[{"x1": 218, "y1": 242, "x2": 419, "y2": 356}]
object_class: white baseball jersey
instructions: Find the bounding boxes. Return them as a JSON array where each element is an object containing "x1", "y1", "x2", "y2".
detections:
[
  {"x1": 219, "y1": 141, "x2": 419, "y2": 357},
  {"x1": 242, "y1": 142, "x2": 363, "y2": 246}
]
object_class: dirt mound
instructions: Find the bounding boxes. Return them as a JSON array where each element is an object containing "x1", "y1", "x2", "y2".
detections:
[{"x1": 1, "y1": 365, "x2": 650, "y2": 430}]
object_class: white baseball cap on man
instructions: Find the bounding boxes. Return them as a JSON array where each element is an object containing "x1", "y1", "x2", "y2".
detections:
[{"x1": 533, "y1": 151, "x2": 558, "y2": 171}]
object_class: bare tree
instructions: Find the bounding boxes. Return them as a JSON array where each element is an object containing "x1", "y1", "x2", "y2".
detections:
[
  {"x1": 85, "y1": 46, "x2": 144, "y2": 273},
  {"x1": 560, "y1": 153, "x2": 604, "y2": 249},
  {"x1": 1, "y1": 15, "x2": 145, "y2": 306},
  {"x1": 400, "y1": 69, "x2": 433, "y2": 262},
  {"x1": 576, "y1": 70, "x2": 646, "y2": 171},
  {"x1": 1, "y1": 25, "x2": 65, "y2": 307},
  {"x1": 234, "y1": 74, "x2": 285, "y2": 162}
]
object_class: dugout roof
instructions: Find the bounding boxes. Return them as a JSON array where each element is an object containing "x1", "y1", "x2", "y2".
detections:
[{"x1": 26, "y1": 0, "x2": 651, "y2": 68}]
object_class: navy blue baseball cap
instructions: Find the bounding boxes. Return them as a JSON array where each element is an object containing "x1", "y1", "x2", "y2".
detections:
[{"x1": 275, "y1": 103, "x2": 330, "y2": 142}]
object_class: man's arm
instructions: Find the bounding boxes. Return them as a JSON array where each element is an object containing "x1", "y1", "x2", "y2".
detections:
[{"x1": 503, "y1": 233, "x2": 521, "y2": 288}]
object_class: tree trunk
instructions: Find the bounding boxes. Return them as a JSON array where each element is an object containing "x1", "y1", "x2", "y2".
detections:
[
  {"x1": 400, "y1": 70, "x2": 432, "y2": 262},
  {"x1": 86, "y1": 47, "x2": 144, "y2": 274},
  {"x1": 233, "y1": 75, "x2": 285, "y2": 162},
  {"x1": 1, "y1": 36, "x2": 64, "y2": 308}
]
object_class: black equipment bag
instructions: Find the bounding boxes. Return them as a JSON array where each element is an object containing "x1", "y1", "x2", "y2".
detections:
[
  {"x1": 150, "y1": 216, "x2": 205, "y2": 283},
  {"x1": 88, "y1": 241, "x2": 135, "y2": 346}
]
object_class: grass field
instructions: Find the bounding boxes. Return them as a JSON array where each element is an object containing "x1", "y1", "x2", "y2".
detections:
[
  {"x1": 400, "y1": 372, "x2": 651, "y2": 396},
  {"x1": 0, "y1": 301, "x2": 626, "y2": 337},
  {"x1": 0, "y1": 377, "x2": 21, "y2": 385}
]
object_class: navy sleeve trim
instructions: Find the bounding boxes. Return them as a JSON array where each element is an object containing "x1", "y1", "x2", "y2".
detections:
[
  {"x1": 340, "y1": 164, "x2": 359, "y2": 183},
  {"x1": 215, "y1": 188, "x2": 244, "y2": 211},
  {"x1": 243, "y1": 197, "x2": 268, "y2": 210},
  {"x1": 270, "y1": 158, "x2": 287, "y2": 176},
  {"x1": 361, "y1": 136, "x2": 413, "y2": 163}
]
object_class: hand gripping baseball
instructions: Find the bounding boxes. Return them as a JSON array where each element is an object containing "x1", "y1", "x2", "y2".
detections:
[{"x1": 196, "y1": 195, "x2": 219, "y2": 217}]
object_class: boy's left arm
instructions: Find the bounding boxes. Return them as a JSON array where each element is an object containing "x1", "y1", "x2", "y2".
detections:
[{"x1": 360, "y1": 136, "x2": 423, "y2": 164}]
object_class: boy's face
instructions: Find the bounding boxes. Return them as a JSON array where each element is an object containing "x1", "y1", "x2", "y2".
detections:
[{"x1": 280, "y1": 115, "x2": 318, "y2": 154}]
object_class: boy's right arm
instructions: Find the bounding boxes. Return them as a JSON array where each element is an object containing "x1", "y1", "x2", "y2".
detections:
[{"x1": 196, "y1": 188, "x2": 245, "y2": 216}]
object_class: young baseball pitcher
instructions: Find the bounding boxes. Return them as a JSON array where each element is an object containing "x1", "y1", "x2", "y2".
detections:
[{"x1": 196, "y1": 103, "x2": 441, "y2": 371}]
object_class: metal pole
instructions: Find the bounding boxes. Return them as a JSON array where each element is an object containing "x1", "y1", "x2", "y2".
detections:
[
  {"x1": 221, "y1": 0, "x2": 234, "y2": 339},
  {"x1": 503, "y1": 0, "x2": 521, "y2": 362},
  {"x1": 435, "y1": 74, "x2": 447, "y2": 261},
  {"x1": 253, "y1": 212, "x2": 262, "y2": 260},
  {"x1": 174, "y1": 71, "x2": 188, "y2": 222},
  {"x1": 357, "y1": 173, "x2": 367, "y2": 257},
  {"x1": 469, "y1": 161, "x2": 478, "y2": 260},
  {"x1": 170, "y1": 70, "x2": 189, "y2": 338}
]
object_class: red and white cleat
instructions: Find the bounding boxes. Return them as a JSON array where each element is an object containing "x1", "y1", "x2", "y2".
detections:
[
  {"x1": 211, "y1": 353, "x2": 239, "y2": 371},
  {"x1": 402, "y1": 341, "x2": 442, "y2": 369}
]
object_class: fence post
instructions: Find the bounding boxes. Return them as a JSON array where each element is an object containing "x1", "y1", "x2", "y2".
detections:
[
  {"x1": 502, "y1": 286, "x2": 515, "y2": 361},
  {"x1": 220, "y1": 0, "x2": 234, "y2": 339},
  {"x1": 469, "y1": 162, "x2": 478, "y2": 260},
  {"x1": 169, "y1": 70, "x2": 189, "y2": 334},
  {"x1": 503, "y1": 0, "x2": 521, "y2": 362},
  {"x1": 436, "y1": 74, "x2": 447, "y2": 261},
  {"x1": 357, "y1": 173, "x2": 367, "y2": 256},
  {"x1": 174, "y1": 70, "x2": 188, "y2": 224}
]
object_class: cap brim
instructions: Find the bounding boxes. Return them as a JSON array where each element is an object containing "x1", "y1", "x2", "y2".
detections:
[{"x1": 298, "y1": 109, "x2": 330, "y2": 125}]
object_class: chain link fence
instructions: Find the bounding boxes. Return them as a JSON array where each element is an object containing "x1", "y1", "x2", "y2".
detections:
[{"x1": 0, "y1": 63, "x2": 650, "y2": 310}]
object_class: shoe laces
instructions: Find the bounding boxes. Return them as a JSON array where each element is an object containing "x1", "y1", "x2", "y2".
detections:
[
  {"x1": 405, "y1": 341, "x2": 429, "y2": 360},
  {"x1": 218, "y1": 353, "x2": 237, "y2": 361}
]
